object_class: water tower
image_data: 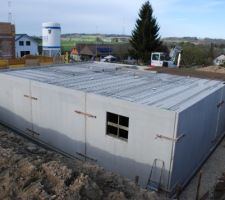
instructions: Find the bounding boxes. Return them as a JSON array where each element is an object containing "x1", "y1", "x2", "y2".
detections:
[{"x1": 42, "y1": 22, "x2": 61, "y2": 57}]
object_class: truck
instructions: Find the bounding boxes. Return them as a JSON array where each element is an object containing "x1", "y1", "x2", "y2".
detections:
[{"x1": 151, "y1": 46, "x2": 182, "y2": 68}]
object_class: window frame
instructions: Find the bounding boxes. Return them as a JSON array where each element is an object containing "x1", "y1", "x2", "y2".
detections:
[
  {"x1": 26, "y1": 41, "x2": 31, "y2": 46},
  {"x1": 106, "y1": 112, "x2": 129, "y2": 141},
  {"x1": 19, "y1": 41, "x2": 24, "y2": 46}
]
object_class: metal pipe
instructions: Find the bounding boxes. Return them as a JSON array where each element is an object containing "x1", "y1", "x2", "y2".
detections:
[{"x1": 196, "y1": 171, "x2": 202, "y2": 200}]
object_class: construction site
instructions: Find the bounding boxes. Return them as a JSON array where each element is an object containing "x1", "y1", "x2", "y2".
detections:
[
  {"x1": 0, "y1": 61, "x2": 225, "y2": 200},
  {"x1": 1, "y1": 1, "x2": 225, "y2": 199}
]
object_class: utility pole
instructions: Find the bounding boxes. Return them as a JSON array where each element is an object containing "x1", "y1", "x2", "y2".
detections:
[
  {"x1": 8, "y1": 1, "x2": 12, "y2": 23},
  {"x1": 95, "y1": 25, "x2": 98, "y2": 59}
]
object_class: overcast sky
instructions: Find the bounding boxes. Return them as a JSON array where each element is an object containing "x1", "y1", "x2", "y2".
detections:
[{"x1": 0, "y1": 0, "x2": 224, "y2": 38}]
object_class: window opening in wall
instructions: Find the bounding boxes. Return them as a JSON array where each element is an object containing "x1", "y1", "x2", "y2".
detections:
[
  {"x1": 106, "y1": 112, "x2": 129, "y2": 141},
  {"x1": 26, "y1": 41, "x2": 31, "y2": 46},
  {"x1": 19, "y1": 41, "x2": 24, "y2": 46}
]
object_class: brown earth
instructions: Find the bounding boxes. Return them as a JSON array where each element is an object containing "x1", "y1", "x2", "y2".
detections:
[
  {"x1": 196, "y1": 66, "x2": 225, "y2": 74},
  {"x1": 147, "y1": 66, "x2": 225, "y2": 81},
  {"x1": 0, "y1": 125, "x2": 161, "y2": 200}
]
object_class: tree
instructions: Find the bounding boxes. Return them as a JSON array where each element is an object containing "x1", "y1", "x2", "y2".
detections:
[
  {"x1": 208, "y1": 43, "x2": 215, "y2": 61},
  {"x1": 129, "y1": 1, "x2": 161, "y2": 64},
  {"x1": 179, "y1": 42, "x2": 210, "y2": 66}
]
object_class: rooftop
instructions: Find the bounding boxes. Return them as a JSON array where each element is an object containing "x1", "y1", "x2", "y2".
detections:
[
  {"x1": 15, "y1": 34, "x2": 38, "y2": 43},
  {"x1": 1, "y1": 62, "x2": 224, "y2": 112}
]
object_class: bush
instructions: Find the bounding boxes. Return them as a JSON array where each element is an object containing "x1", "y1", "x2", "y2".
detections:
[{"x1": 179, "y1": 42, "x2": 213, "y2": 66}]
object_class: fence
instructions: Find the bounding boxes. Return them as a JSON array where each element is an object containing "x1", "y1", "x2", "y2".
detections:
[{"x1": 0, "y1": 56, "x2": 55, "y2": 69}]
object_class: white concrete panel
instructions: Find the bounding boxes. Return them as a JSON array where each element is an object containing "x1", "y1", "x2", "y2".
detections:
[
  {"x1": 216, "y1": 86, "x2": 225, "y2": 139},
  {"x1": 85, "y1": 93, "x2": 177, "y2": 189},
  {"x1": 30, "y1": 81, "x2": 86, "y2": 157},
  {"x1": 170, "y1": 87, "x2": 224, "y2": 190},
  {"x1": 0, "y1": 74, "x2": 32, "y2": 132}
]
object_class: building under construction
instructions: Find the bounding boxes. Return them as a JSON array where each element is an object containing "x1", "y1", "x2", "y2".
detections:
[
  {"x1": 0, "y1": 22, "x2": 15, "y2": 59},
  {"x1": 0, "y1": 62, "x2": 224, "y2": 194}
]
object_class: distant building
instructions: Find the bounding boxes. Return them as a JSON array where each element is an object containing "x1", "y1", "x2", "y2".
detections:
[
  {"x1": 214, "y1": 54, "x2": 225, "y2": 66},
  {"x1": 0, "y1": 22, "x2": 15, "y2": 59},
  {"x1": 15, "y1": 34, "x2": 38, "y2": 57},
  {"x1": 76, "y1": 43, "x2": 130, "y2": 60},
  {"x1": 70, "y1": 48, "x2": 80, "y2": 62}
]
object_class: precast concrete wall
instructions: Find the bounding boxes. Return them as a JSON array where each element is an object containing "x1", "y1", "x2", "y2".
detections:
[
  {"x1": 0, "y1": 72, "x2": 225, "y2": 193},
  {"x1": 30, "y1": 81, "x2": 86, "y2": 157},
  {"x1": 170, "y1": 85, "x2": 225, "y2": 191},
  {"x1": 0, "y1": 74, "x2": 32, "y2": 132},
  {"x1": 85, "y1": 93, "x2": 176, "y2": 189},
  {"x1": 0, "y1": 73, "x2": 177, "y2": 190}
]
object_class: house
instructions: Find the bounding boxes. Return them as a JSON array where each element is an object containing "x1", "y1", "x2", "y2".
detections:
[
  {"x1": 76, "y1": 43, "x2": 130, "y2": 60},
  {"x1": 0, "y1": 22, "x2": 15, "y2": 59},
  {"x1": 0, "y1": 62, "x2": 225, "y2": 194},
  {"x1": 213, "y1": 54, "x2": 225, "y2": 66},
  {"x1": 15, "y1": 34, "x2": 38, "y2": 57}
]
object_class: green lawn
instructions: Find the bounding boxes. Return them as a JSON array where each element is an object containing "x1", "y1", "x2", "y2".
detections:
[{"x1": 61, "y1": 35, "x2": 129, "y2": 52}]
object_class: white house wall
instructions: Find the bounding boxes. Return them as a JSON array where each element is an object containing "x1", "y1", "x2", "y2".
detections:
[
  {"x1": 85, "y1": 93, "x2": 177, "y2": 189},
  {"x1": 15, "y1": 37, "x2": 38, "y2": 57}
]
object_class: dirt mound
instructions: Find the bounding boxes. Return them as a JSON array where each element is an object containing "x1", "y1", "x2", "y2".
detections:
[
  {"x1": 147, "y1": 67, "x2": 225, "y2": 81},
  {"x1": 0, "y1": 125, "x2": 161, "y2": 200},
  {"x1": 196, "y1": 66, "x2": 225, "y2": 74}
]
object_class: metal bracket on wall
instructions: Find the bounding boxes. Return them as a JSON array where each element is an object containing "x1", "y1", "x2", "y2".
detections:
[
  {"x1": 217, "y1": 100, "x2": 224, "y2": 108},
  {"x1": 74, "y1": 110, "x2": 96, "y2": 118},
  {"x1": 24, "y1": 94, "x2": 38, "y2": 100},
  {"x1": 26, "y1": 128, "x2": 40, "y2": 136},
  {"x1": 155, "y1": 134, "x2": 185, "y2": 142},
  {"x1": 76, "y1": 152, "x2": 97, "y2": 162}
]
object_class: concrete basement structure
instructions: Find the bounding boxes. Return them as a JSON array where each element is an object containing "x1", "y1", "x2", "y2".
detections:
[
  {"x1": 0, "y1": 22, "x2": 15, "y2": 59},
  {"x1": 0, "y1": 62, "x2": 225, "y2": 193}
]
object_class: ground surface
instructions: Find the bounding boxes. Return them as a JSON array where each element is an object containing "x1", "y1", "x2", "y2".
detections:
[
  {"x1": 197, "y1": 66, "x2": 225, "y2": 74},
  {"x1": 0, "y1": 125, "x2": 160, "y2": 200},
  {"x1": 148, "y1": 66, "x2": 225, "y2": 81}
]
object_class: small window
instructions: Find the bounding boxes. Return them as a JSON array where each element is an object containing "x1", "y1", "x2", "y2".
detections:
[
  {"x1": 19, "y1": 41, "x2": 24, "y2": 46},
  {"x1": 160, "y1": 54, "x2": 166, "y2": 61},
  {"x1": 152, "y1": 53, "x2": 159, "y2": 61},
  {"x1": 152, "y1": 53, "x2": 160, "y2": 61},
  {"x1": 26, "y1": 41, "x2": 31, "y2": 46},
  {"x1": 106, "y1": 112, "x2": 129, "y2": 141}
]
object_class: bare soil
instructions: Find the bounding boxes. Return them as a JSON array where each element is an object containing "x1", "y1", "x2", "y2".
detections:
[
  {"x1": 147, "y1": 66, "x2": 225, "y2": 81},
  {"x1": 0, "y1": 125, "x2": 160, "y2": 200},
  {"x1": 196, "y1": 66, "x2": 225, "y2": 74}
]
